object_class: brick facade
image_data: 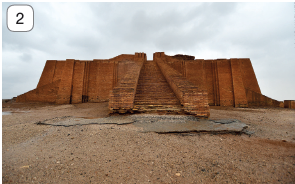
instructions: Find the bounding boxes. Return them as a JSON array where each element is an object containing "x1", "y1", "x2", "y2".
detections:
[
  {"x1": 284, "y1": 100, "x2": 295, "y2": 109},
  {"x1": 16, "y1": 52, "x2": 287, "y2": 118},
  {"x1": 158, "y1": 54, "x2": 281, "y2": 108}
]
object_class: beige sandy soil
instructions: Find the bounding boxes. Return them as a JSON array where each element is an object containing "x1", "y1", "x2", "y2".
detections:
[{"x1": 2, "y1": 101, "x2": 295, "y2": 183}]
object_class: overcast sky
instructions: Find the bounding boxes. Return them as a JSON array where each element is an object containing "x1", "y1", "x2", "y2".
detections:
[{"x1": 2, "y1": 2, "x2": 294, "y2": 101}]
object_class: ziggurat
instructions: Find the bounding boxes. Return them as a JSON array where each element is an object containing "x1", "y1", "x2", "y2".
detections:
[{"x1": 16, "y1": 52, "x2": 283, "y2": 118}]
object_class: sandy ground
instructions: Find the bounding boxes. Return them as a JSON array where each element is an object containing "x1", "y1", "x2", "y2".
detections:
[{"x1": 2, "y1": 101, "x2": 295, "y2": 183}]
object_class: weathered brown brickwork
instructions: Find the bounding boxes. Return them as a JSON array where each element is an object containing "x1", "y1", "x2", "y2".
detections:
[
  {"x1": 154, "y1": 52, "x2": 210, "y2": 118},
  {"x1": 185, "y1": 59, "x2": 206, "y2": 89},
  {"x1": 17, "y1": 79, "x2": 61, "y2": 103},
  {"x1": 17, "y1": 51, "x2": 286, "y2": 118},
  {"x1": 230, "y1": 59, "x2": 248, "y2": 108},
  {"x1": 154, "y1": 52, "x2": 287, "y2": 109},
  {"x1": 71, "y1": 61, "x2": 85, "y2": 104},
  {"x1": 37, "y1": 60, "x2": 56, "y2": 88},
  {"x1": 284, "y1": 100, "x2": 295, "y2": 109},
  {"x1": 109, "y1": 53, "x2": 146, "y2": 113},
  {"x1": 87, "y1": 61, "x2": 99, "y2": 102},
  {"x1": 17, "y1": 54, "x2": 140, "y2": 104},
  {"x1": 239, "y1": 58, "x2": 261, "y2": 94},
  {"x1": 217, "y1": 59, "x2": 235, "y2": 107},
  {"x1": 56, "y1": 59, "x2": 75, "y2": 104},
  {"x1": 245, "y1": 89, "x2": 283, "y2": 107},
  {"x1": 202, "y1": 60, "x2": 220, "y2": 106},
  {"x1": 53, "y1": 61, "x2": 66, "y2": 83}
]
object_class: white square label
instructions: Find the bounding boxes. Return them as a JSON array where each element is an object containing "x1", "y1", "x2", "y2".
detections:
[{"x1": 7, "y1": 5, "x2": 34, "y2": 32}]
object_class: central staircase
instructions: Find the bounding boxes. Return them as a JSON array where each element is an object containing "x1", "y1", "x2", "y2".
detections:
[{"x1": 134, "y1": 60, "x2": 184, "y2": 114}]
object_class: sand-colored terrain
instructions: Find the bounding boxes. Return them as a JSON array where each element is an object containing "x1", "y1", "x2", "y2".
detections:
[{"x1": 2, "y1": 101, "x2": 295, "y2": 183}]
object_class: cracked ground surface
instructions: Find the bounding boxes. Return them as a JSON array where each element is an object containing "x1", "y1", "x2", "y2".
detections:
[
  {"x1": 2, "y1": 101, "x2": 295, "y2": 183},
  {"x1": 34, "y1": 114, "x2": 248, "y2": 134}
]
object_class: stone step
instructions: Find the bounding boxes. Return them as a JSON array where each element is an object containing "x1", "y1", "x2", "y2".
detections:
[{"x1": 134, "y1": 60, "x2": 181, "y2": 112}]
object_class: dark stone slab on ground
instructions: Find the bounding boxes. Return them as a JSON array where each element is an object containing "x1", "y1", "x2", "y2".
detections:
[
  {"x1": 35, "y1": 114, "x2": 248, "y2": 134},
  {"x1": 35, "y1": 116, "x2": 134, "y2": 127},
  {"x1": 131, "y1": 115, "x2": 248, "y2": 134}
]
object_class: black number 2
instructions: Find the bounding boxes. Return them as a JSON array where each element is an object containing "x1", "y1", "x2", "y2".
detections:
[{"x1": 16, "y1": 12, "x2": 24, "y2": 24}]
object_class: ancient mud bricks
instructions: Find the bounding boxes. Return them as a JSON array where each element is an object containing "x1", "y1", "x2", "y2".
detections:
[{"x1": 17, "y1": 52, "x2": 286, "y2": 118}]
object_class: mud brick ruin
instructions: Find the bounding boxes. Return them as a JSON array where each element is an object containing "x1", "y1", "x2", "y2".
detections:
[
  {"x1": 17, "y1": 52, "x2": 292, "y2": 118},
  {"x1": 284, "y1": 100, "x2": 295, "y2": 109}
]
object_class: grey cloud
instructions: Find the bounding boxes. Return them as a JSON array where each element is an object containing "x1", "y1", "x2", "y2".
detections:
[
  {"x1": 19, "y1": 53, "x2": 32, "y2": 62},
  {"x1": 2, "y1": 2, "x2": 294, "y2": 101}
]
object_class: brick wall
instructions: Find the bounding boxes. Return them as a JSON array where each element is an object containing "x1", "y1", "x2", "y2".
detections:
[
  {"x1": 163, "y1": 56, "x2": 246, "y2": 107},
  {"x1": 71, "y1": 61, "x2": 85, "y2": 104},
  {"x1": 52, "y1": 61, "x2": 66, "y2": 82},
  {"x1": 216, "y1": 59, "x2": 234, "y2": 106},
  {"x1": 185, "y1": 59, "x2": 206, "y2": 90},
  {"x1": 82, "y1": 61, "x2": 91, "y2": 102},
  {"x1": 16, "y1": 79, "x2": 61, "y2": 103},
  {"x1": 117, "y1": 61, "x2": 135, "y2": 85},
  {"x1": 37, "y1": 60, "x2": 56, "y2": 88},
  {"x1": 245, "y1": 88, "x2": 282, "y2": 107},
  {"x1": 240, "y1": 58, "x2": 261, "y2": 94},
  {"x1": 17, "y1": 52, "x2": 281, "y2": 110},
  {"x1": 87, "y1": 61, "x2": 99, "y2": 102},
  {"x1": 17, "y1": 54, "x2": 143, "y2": 104},
  {"x1": 230, "y1": 59, "x2": 248, "y2": 107},
  {"x1": 284, "y1": 100, "x2": 295, "y2": 109},
  {"x1": 160, "y1": 55, "x2": 255, "y2": 108},
  {"x1": 211, "y1": 60, "x2": 221, "y2": 106},
  {"x1": 165, "y1": 57, "x2": 186, "y2": 75},
  {"x1": 56, "y1": 59, "x2": 75, "y2": 104},
  {"x1": 96, "y1": 61, "x2": 114, "y2": 101},
  {"x1": 203, "y1": 60, "x2": 217, "y2": 106}
]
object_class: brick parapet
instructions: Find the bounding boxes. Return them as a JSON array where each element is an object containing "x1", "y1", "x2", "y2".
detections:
[
  {"x1": 164, "y1": 55, "x2": 188, "y2": 76},
  {"x1": 109, "y1": 53, "x2": 146, "y2": 113},
  {"x1": 154, "y1": 52, "x2": 210, "y2": 118}
]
